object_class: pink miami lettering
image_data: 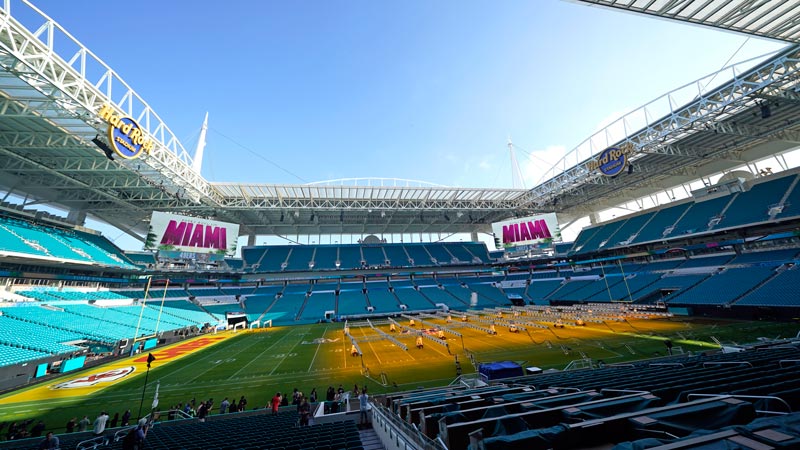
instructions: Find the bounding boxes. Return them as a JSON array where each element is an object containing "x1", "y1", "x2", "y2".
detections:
[
  {"x1": 502, "y1": 219, "x2": 552, "y2": 244},
  {"x1": 160, "y1": 220, "x2": 227, "y2": 249}
]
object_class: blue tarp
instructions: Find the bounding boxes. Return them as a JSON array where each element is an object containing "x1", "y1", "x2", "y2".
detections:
[{"x1": 479, "y1": 361, "x2": 524, "y2": 382}]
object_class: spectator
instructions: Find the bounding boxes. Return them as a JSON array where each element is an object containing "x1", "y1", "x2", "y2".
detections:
[
  {"x1": 122, "y1": 420, "x2": 147, "y2": 450},
  {"x1": 219, "y1": 397, "x2": 230, "y2": 415},
  {"x1": 31, "y1": 420, "x2": 45, "y2": 437},
  {"x1": 38, "y1": 431, "x2": 59, "y2": 450},
  {"x1": 121, "y1": 410, "x2": 131, "y2": 427},
  {"x1": 326, "y1": 386, "x2": 335, "y2": 401},
  {"x1": 299, "y1": 398, "x2": 311, "y2": 426},
  {"x1": 228, "y1": 399, "x2": 237, "y2": 414},
  {"x1": 309, "y1": 388, "x2": 317, "y2": 403},
  {"x1": 65, "y1": 417, "x2": 76, "y2": 433},
  {"x1": 359, "y1": 390, "x2": 370, "y2": 426},
  {"x1": 197, "y1": 402, "x2": 208, "y2": 422},
  {"x1": 238, "y1": 396, "x2": 247, "y2": 412},
  {"x1": 109, "y1": 412, "x2": 119, "y2": 428},
  {"x1": 93, "y1": 411, "x2": 109, "y2": 436},
  {"x1": 78, "y1": 416, "x2": 90, "y2": 432},
  {"x1": 271, "y1": 392, "x2": 281, "y2": 416}
]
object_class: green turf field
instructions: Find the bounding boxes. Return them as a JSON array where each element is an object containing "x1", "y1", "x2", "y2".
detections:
[{"x1": 0, "y1": 315, "x2": 797, "y2": 436}]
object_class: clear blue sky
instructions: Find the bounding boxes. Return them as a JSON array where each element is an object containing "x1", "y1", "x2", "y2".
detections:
[{"x1": 27, "y1": 1, "x2": 788, "y2": 248}]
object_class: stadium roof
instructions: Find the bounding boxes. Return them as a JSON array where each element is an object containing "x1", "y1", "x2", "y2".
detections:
[
  {"x1": 0, "y1": 0, "x2": 799, "y2": 242},
  {"x1": 572, "y1": 0, "x2": 800, "y2": 44},
  {"x1": 533, "y1": 43, "x2": 800, "y2": 219}
]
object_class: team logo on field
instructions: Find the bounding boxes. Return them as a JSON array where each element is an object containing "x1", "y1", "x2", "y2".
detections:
[{"x1": 51, "y1": 366, "x2": 136, "y2": 389}]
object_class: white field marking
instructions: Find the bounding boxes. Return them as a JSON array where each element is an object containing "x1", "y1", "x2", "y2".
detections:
[
  {"x1": 228, "y1": 328, "x2": 302, "y2": 380},
  {"x1": 268, "y1": 328, "x2": 311, "y2": 376},
  {"x1": 307, "y1": 325, "x2": 329, "y2": 372},
  {"x1": 157, "y1": 333, "x2": 263, "y2": 382}
]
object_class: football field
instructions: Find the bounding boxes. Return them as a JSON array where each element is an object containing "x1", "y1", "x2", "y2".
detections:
[{"x1": 0, "y1": 314, "x2": 797, "y2": 434}]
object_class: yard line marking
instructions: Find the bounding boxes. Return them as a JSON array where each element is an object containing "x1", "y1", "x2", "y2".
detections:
[
  {"x1": 269, "y1": 327, "x2": 310, "y2": 376},
  {"x1": 228, "y1": 329, "x2": 298, "y2": 380},
  {"x1": 307, "y1": 325, "x2": 329, "y2": 372}
]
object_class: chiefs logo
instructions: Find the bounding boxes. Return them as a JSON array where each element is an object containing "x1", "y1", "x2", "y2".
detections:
[{"x1": 52, "y1": 366, "x2": 136, "y2": 390}]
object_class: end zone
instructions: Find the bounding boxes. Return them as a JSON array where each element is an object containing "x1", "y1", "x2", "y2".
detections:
[{"x1": 0, "y1": 332, "x2": 234, "y2": 406}]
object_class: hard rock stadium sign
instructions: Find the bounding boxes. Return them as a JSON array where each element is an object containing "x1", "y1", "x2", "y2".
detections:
[
  {"x1": 587, "y1": 143, "x2": 635, "y2": 177},
  {"x1": 97, "y1": 104, "x2": 155, "y2": 159}
]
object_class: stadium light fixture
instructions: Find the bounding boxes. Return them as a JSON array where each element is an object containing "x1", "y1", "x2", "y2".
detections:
[
  {"x1": 92, "y1": 135, "x2": 115, "y2": 161},
  {"x1": 761, "y1": 103, "x2": 772, "y2": 119}
]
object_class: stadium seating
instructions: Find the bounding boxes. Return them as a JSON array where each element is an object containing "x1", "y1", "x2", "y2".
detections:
[
  {"x1": 735, "y1": 266, "x2": 800, "y2": 307},
  {"x1": 337, "y1": 245, "x2": 364, "y2": 270},
  {"x1": 312, "y1": 245, "x2": 339, "y2": 270},
  {"x1": 125, "y1": 252, "x2": 157, "y2": 268},
  {"x1": 629, "y1": 202, "x2": 693, "y2": 245},
  {"x1": 337, "y1": 287, "x2": 369, "y2": 316},
  {"x1": 0, "y1": 215, "x2": 137, "y2": 270},
  {"x1": 0, "y1": 410, "x2": 364, "y2": 450},
  {"x1": 365, "y1": 282, "x2": 402, "y2": 313},
  {"x1": 378, "y1": 345, "x2": 800, "y2": 450},
  {"x1": 383, "y1": 244, "x2": 410, "y2": 266},
  {"x1": 393, "y1": 286, "x2": 437, "y2": 310},
  {"x1": 285, "y1": 245, "x2": 315, "y2": 271},
  {"x1": 300, "y1": 291, "x2": 336, "y2": 321},
  {"x1": 361, "y1": 245, "x2": 386, "y2": 267},
  {"x1": 668, "y1": 195, "x2": 733, "y2": 237},
  {"x1": 667, "y1": 267, "x2": 776, "y2": 305},
  {"x1": 241, "y1": 242, "x2": 491, "y2": 272},
  {"x1": 717, "y1": 175, "x2": 797, "y2": 229}
]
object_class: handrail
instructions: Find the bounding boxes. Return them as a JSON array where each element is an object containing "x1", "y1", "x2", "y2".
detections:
[
  {"x1": 702, "y1": 361, "x2": 753, "y2": 368},
  {"x1": 686, "y1": 393, "x2": 792, "y2": 415},
  {"x1": 649, "y1": 362, "x2": 685, "y2": 368},
  {"x1": 75, "y1": 435, "x2": 109, "y2": 450},
  {"x1": 371, "y1": 402, "x2": 447, "y2": 450}
]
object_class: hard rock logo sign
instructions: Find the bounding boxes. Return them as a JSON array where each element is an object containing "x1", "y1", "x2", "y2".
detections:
[{"x1": 51, "y1": 366, "x2": 136, "y2": 390}]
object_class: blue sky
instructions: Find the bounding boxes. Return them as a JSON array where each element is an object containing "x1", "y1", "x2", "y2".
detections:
[{"x1": 27, "y1": 1, "x2": 788, "y2": 248}]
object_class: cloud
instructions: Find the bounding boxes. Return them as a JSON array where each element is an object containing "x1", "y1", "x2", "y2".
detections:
[{"x1": 517, "y1": 144, "x2": 570, "y2": 187}]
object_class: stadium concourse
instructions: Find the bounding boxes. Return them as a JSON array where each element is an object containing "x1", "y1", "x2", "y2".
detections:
[{"x1": 2, "y1": 0, "x2": 800, "y2": 449}]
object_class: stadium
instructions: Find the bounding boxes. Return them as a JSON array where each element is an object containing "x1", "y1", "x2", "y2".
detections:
[{"x1": 0, "y1": 0, "x2": 800, "y2": 449}]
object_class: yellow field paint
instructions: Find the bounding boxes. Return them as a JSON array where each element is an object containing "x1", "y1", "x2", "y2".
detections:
[{"x1": 0, "y1": 332, "x2": 234, "y2": 404}]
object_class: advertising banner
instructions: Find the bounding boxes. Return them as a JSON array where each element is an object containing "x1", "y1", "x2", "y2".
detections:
[
  {"x1": 149, "y1": 211, "x2": 239, "y2": 255},
  {"x1": 492, "y1": 213, "x2": 560, "y2": 248}
]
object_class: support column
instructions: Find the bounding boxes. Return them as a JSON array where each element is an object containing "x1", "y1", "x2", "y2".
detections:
[
  {"x1": 67, "y1": 209, "x2": 87, "y2": 226},
  {"x1": 247, "y1": 234, "x2": 256, "y2": 247},
  {"x1": 470, "y1": 231, "x2": 479, "y2": 242}
]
